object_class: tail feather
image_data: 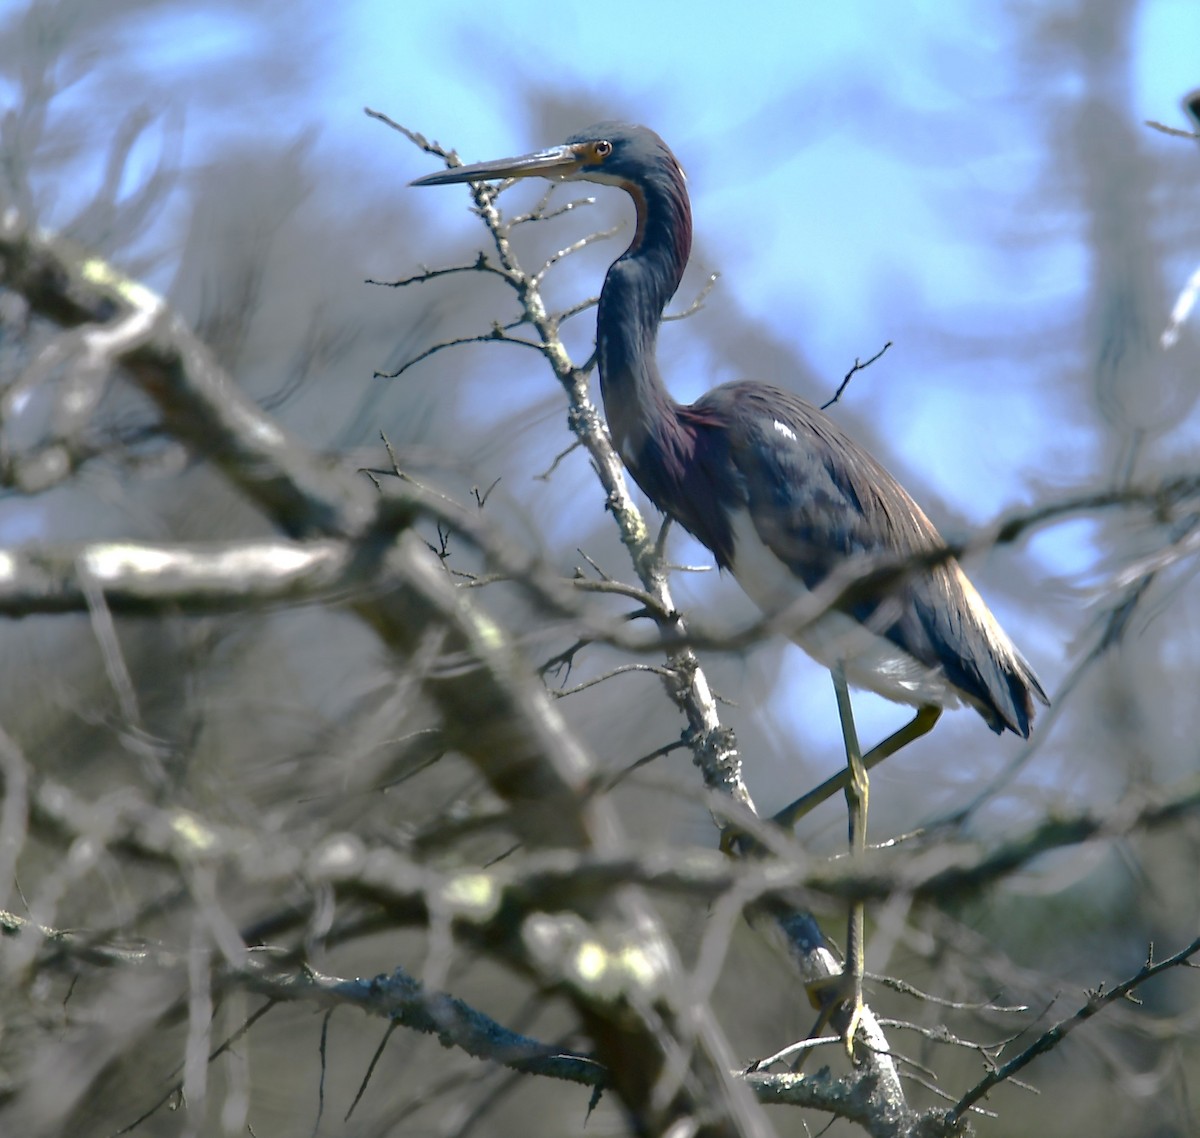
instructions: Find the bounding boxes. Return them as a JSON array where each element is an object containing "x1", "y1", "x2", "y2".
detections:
[{"x1": 941, "y1": 565, "x2": 1049, "y2": 737}]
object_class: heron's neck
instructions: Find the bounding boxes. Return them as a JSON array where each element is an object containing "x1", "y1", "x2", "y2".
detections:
[{"x1": 596, "y1": 176, "x2": 692, "y2": 461}]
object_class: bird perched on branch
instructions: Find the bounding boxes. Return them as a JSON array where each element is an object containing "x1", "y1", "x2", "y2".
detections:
[{"x1": 413, "y1": 123, "x2": 1048, "y2": 1049}]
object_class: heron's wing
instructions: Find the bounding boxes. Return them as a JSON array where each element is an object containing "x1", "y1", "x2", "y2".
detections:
[{"x1": 688, "y1": 382, "x2": 1046, "y2": 734}]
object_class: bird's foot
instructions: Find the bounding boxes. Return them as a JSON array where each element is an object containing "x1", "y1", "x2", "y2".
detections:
[
  {"x1": 718, "y1": 824, "x2": 757, "y2": 858},
  {"x1": 802, "y1": 970, "x2": 865, "y2": 1064},
  {"x1": 839, "y1": 974, "x2": 866, "y2": 1061}
]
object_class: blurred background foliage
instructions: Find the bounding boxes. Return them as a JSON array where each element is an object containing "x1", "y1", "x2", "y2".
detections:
[{"x1": 1, "y1": 0, "x2": 1199, "y2": 1134}]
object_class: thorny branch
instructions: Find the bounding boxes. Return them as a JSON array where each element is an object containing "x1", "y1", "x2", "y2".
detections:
[
  {"x1": 946, "y1": 936, "x2": 1200, "y2": 1125},
  {"x1": 8, "y1": 694, "x2": 1200, "y2": 1134},
  {"x1": 0, "y1": 903, "x2": 957, "y2": 1124},
  {"x1": 13, "y1": 761, "x2": 1200, "y2": 923},
  {"x1": 17, "y1": 773, "x2": 1197, "y2": 1131},
  {"x1": 0, "y1": 474, "x2": 1194, "y2": 655},
  {"x1": 367, "y1": 108, "x2": 756, "y2": 818},
  {"x1": 0, "y1": 204, "x2": 765, "y2": 1138}
]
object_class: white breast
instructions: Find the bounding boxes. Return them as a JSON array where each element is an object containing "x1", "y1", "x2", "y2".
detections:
[{"x1": 726, "y1": 509, "x2": 961, "y2": 709}]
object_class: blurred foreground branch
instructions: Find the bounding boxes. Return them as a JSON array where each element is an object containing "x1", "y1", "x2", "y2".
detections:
[{"x1": 0, "y1": 204, "x2": 770, "y2": 1136}]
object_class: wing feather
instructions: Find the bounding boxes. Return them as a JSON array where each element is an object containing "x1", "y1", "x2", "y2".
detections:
[{"x1": 688, "y1": 383, "x2": 1047, "y2": 735}]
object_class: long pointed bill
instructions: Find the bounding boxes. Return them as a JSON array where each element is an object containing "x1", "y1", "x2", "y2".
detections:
[{"x1": 410, "y1": 144, "x2": 583, "y2": 187}]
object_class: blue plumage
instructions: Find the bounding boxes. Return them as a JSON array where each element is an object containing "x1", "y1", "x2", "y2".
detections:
[{"x1": 413, "y1": 123, "x2": 1048, "y2": 738}]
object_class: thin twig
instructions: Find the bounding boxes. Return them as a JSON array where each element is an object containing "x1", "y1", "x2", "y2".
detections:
[
  {"x1": 345, "y1": 1021, "x2": 399, "y2": 1120},
  {"x1": 111, "y1": 1000, "x2": 278, "y2": 1136},
  {"x1": 821, "y1": 341, "x2": 893, "y2": 411},
  {"x1": 375, "y1": 327, "x2": 544, "y2": 379},
  {"x1": 663, "y1": 272, "x2": 720, "y2": 321},
  {"x1": 748, "y1": 1034, "x2": 844, "y2": 1071},
  {"x1": 533, "y1": 225, "x2": 622, "y2": 284},
  {"x1": 549, "y1": 663, "x2": 676, "y2": 699},
  {"x1": 538, "y1": 639, "x2": 590, "y2": 684},
  {"x1": 534, "y1": 439, "x2": 583, "y2": 481},
  {"x1": 570, "y1": 576, "x2": 671, "y2": 617},
  {"x1": 870, "y1": 973, "x2": 1028, "y2": 1013},
  {"x1": 598, "y1": 738, "x2": 691, "y2": 792},
  {"x1": 554, "y1": 295, "x2": 600, "y2": 325},
  {"x1": 366, "y1": 253, "x2": 507, "y2": 288},
  {"x1": 575, "y1": 548, "x2": 612, "y2": 582},
  {"x1": 472, "y1": 477, "x2": 501, "y2": 508},
  {"x1": 510, "y1": 189, "x2": 597, "y2": 226},
  {"x1": 364, "y1": 108, "x2": 457, "y2": 163},
  {"x1": 947, "y1": 937, "x2": 1200, "y2": 1124},
  {"x1": 1144, "y1": 118, "x2": 1200, "y2": 140}
]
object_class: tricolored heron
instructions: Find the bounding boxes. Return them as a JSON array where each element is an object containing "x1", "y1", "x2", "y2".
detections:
[{"x1": 412, "y1": 123, "x2": 1048, "y2": 1049}]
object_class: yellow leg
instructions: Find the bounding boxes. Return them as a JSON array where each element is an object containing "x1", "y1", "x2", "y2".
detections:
[
  {"x1": 770, "y1": 704, "x2": 942, "y2": 832},
  {"x1": 781, "y1": 689, "x2": 942, "y2": 1059},
  {"x1": 767, "y1": 696, "x2": 942, "y2": 1064},
  {"x1": 831, "y1": 668, "x2": 867, "y2": 1058}
]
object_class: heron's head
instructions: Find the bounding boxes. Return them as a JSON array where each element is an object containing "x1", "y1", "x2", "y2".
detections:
[{"x1": 410, "y1": 123, "x2": 684, "y2": 194}]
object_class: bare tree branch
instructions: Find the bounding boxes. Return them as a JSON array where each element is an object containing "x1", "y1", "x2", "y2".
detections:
[
  {"x1": 0, "y1": 206, "x2": 767, "y2": 1138},
  {"x1": 946, "y1": 937, "x2": 1200, "y2": 1125}
]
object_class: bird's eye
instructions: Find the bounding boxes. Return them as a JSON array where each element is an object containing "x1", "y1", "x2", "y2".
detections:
[{"x1": 593, "y1": 140, "x2": 613, "y2": 159}]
